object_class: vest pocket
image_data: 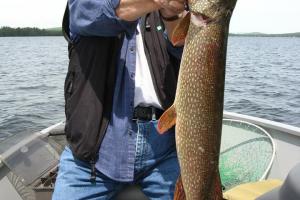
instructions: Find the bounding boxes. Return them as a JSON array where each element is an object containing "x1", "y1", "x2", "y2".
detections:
[{"x1": 64, "y1": 71, "x2": 75, "y2": 119}]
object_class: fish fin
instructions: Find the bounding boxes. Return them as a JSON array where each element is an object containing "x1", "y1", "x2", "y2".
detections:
[
  {"x1": 214, "y1": 169, "x2": 225, "y2": 200},
  {"x1": 174, "y1": 175, "x2": 186, "y2": 200},
  {"x1": 171, "y1": 12, "x2": 191, "y2": 46},
  {"x1": 157, "y1": 104, "x2": 177, "y2": 134}
]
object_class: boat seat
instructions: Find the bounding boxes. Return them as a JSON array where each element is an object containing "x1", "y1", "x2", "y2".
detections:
[
  {"x1": 224, "y1": 162, "x2": 300, "y2": 200},
  {"x1": 223, "y1": 179, "x2": 282, "y2": 200},
  {"x1": 256, "y1": 162, "x2": 300, "y2": 200}
]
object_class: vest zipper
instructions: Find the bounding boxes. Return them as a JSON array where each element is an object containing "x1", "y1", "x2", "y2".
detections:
[{"x1": 89, "y1": 159, "x2": 96, "y2": 182}]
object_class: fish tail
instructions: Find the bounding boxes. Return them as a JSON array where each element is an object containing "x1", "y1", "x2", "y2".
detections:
[
  {"x1": 174, "y1": 175, "x2": 186, "y2": 200},
  {"x1": 157, "y1": 104, "x2": 177, "y2": 134},
  {"x1": 214, "y1": 169, "x2": 224, "y2": 200}
]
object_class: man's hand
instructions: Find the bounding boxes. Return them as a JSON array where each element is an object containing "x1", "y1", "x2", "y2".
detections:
[
  {"x1": 155, "y1": 0, "x2": 186, "y2": 46},
  {"x1": 116, "y1": 0, "x2": 185, "y2": 22},
  {"x1": 155, "y1": 0, "x2": 185, "y2": 18}
]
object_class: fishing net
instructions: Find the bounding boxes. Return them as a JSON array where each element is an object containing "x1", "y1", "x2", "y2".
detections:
[{"x1": 219, "y1": 119, "x2": 275, "y2": 191}]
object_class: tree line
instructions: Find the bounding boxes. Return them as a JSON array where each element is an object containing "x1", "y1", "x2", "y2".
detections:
[
  {"x1": 0, "y1": 27, "x2": 62, "y2": 37},
  {"x1": 1, "y1": 26, "x2": 299, "y2": 38},
  {"x1": 230, "y1": 32, "x2": 300, "y2": 37}
]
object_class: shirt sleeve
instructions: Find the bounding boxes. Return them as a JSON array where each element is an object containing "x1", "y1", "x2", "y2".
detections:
[{"x1": 69, "y1": 0, "x2": 138, "y2": 38}]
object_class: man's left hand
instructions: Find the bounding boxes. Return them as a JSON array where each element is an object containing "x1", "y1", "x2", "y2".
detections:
[{"x1": 159, "y1": 0, "x2": 185, "y2": 18}]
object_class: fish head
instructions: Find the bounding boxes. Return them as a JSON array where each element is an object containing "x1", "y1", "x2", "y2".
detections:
[
  {"x1": 170, "y1": 0, "x2": 238, "y2": 45},
  {"x1": 188, "y1": 0, "x2": 238, "y2": 27}
]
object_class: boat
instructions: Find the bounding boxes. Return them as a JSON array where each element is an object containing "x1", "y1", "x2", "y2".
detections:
[{"x1": 0, "y1": 111, "x2": 300, "y2": 200}]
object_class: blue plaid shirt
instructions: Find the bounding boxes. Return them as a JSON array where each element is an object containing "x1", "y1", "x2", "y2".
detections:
[{"x1": 69, "y1": 0, "x2": 182, "y2": 181}]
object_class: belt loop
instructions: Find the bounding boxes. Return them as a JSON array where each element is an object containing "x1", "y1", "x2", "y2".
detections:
[{"x1": 151, "y1": 107, "x2": 156, "y2": 120}]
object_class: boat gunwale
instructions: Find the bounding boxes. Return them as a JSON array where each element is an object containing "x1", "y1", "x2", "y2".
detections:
[
  {"x1": 1, "y1": 113, "x2": 299, "y2": 172},
  {"x1": 224, "y1": 111, "x2": 300, "y2": 137},
  {"x1": 0, "y1": 122, "x2": 64, "y2": 169}
]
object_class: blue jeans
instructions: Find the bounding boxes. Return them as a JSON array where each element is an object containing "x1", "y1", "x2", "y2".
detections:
[{"x1": 52, "y1": 120, "x2": 179, "y2": 200}]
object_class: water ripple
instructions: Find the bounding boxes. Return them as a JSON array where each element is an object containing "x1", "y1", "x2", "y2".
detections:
[
  {"x1": 0, "y1": 37, "x2": 67, "y2": 141},
  {"x1": 0, "y1": 36, "x2": 300, "y2": 143}
]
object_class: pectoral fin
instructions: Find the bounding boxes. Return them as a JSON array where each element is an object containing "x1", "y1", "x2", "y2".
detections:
[
  {"x1": 171, "y1": 12, "x2": 191, "y2": 46},
  {"x1": 157, "y1": 104, "x2": 177, "y2": 134},
  {"x1": 174, "y1": 175, "x2": 186, "y2": 200},
  {"x1": 214, "y1": 169, "x2": 225, "y2": 200}
]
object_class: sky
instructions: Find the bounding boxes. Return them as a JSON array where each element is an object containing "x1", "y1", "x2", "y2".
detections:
[{"x1": 0, "y1": 0, "x2": 300, "y2": 34}]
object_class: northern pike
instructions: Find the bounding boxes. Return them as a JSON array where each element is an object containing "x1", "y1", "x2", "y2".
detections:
[{"x1": 157, "y1": 0, "x2": 238, "y2": 199}]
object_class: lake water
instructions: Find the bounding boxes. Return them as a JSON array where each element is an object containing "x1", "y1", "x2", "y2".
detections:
[{"x1": 0, "y1": 36, "x2": 299, "y2": 142}]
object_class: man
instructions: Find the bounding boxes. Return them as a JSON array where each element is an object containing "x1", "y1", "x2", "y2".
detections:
[{"x1": 53, "y1": 0, "x2": 185, "y2": 199}]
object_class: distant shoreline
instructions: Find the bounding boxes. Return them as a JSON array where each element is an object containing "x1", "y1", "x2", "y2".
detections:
[
  {"x1": 230, "y1": 32, "x2": 300, "y2": 37},
  {"x1": 1, "y1": 26, "x2": 300, "y2": 37},
  {"x1": 0, "y1": 27, "x2": 62, "y2": 37}
]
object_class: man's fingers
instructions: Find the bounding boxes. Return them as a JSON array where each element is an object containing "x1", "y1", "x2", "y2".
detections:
[
  {"x1": 156, "y1": 0, "x2": 186, "y2": 17},
  {"x1": 167, "y1": 1, "x2": 185, "y2": 12},
  {"x1": 154, "y1": 0, "x2": 185, "y2": 7},
  {"x1": 153, "y1": 0, "x2": 168, "y2": 7}
]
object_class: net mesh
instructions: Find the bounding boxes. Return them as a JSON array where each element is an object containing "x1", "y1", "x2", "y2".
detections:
[{"x1": 219, "y1": 119, "x2": 275, "y2": 191}]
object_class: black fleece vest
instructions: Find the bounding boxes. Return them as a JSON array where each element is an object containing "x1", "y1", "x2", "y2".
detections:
[{"x1": 62, "y1": 5, "x2": 180, "y2": 163}]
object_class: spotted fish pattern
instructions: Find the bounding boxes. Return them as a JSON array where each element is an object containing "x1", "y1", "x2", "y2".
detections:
[{"x1": 158, "y1": 0, "x2": 238, "y2": 199}]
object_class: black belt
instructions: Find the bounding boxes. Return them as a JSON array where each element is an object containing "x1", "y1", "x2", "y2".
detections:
[{"x1": 133, "y1": 106, "x2": 164, "y2": 121}]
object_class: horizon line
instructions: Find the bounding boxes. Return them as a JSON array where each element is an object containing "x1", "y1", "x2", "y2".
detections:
[{"x1": 1, "y1": 26, "x2": 299, "y2": 35}]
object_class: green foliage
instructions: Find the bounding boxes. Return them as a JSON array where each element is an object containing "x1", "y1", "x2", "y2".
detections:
[{"x1": 0, "y1": 26, "x2": 62, "y2": 37}]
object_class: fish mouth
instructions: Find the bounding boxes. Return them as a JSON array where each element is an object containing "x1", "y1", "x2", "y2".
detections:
[
  {"x1": 190, "y1": 12, "x2": 212, "y2": 27},
  {"x1": 188, "y1": 0, "x2": 235, "y2": 27},
  {"x1": 185, "y1": 0, "x2": 214, "y2": 27}
]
